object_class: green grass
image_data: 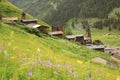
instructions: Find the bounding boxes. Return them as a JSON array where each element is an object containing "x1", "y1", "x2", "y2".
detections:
[
  {"x1": 91, "y1": 27, "x2": 120, "y2": 46},
  {"x1": 0, "y1": 1, "x2": 31, "y2": 19},
  {"x1": 0, "y1": 23, "x2": 120, "y2": 80},
  {"x1": 71, "y1": 26, "x2": 120, "y2": 46}
]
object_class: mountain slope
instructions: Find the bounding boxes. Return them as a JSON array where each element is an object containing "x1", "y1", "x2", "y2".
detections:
[
  {"x1": 0, "y1": 1, "x2": 32, "y2": 19},
  {"x1": 7, "y1": 0, "x2": 35, "y2": 10},
  {"x1": 1, "y1": 1, "x2": 120, "y2": 80},
  {"x1": 8, "y1": 0, "x2": 62, "y2": 20},
  {"x1": 0, "y1": 1, "x2": 49, "y2": 26},
  {"x1": 9, "y1": 0, "x2": 120, "y2": 25},
  {"x1": 1, "y1": 21, "x2": 120, "y2": 80}
]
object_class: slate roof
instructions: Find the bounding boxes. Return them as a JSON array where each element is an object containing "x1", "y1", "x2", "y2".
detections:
[
  {"x1": 2, "y1": 17, "x2": 18, "y2": 21},
  {"x1": 48, "y1": 31, "x2": 63, "y2": 35}
]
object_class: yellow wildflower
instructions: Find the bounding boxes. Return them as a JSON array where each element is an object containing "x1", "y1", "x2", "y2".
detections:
[
  {"x1": 77, "y1": 60, "x2": 83, "y2": 65},
  {"x1": 116, "y1": 77, "x2": 120, "y2": 80},
  {"x1": 106, "y1": 72, "x2": 111, "y2": 77},
  {"x1": 11, "y1": 56, "x2": 15, "y2": 59}
]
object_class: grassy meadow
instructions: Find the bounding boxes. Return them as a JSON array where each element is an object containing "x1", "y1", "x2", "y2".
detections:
[
  {"x1": 0, "y1": 23, "x2": 120, "y2": 80},
  {"x1": 72, "y1": 25, "x2": 120, "y2": 46}
]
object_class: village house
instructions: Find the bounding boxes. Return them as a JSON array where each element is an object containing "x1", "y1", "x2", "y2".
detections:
[
  {"x1": 52, "y1": 26, "x2": 65, "y2": 34},
  {"x1": 2, "y1": 17, "x2": 18, "y2": 26},
  {"x1": 2, "y1": 17, "x2": 18, "y2": 22},
  {"x1": 87, "y1": 45, "x2": 105, "y2": 52},
  {"x1": 75, "y1": 34, "x2": 84, "y2": 44},
  {"x1": 48, "y1": 26, "x2": 65, "y2": 38},
  {"x1": 66, "y1": 34, "x2": 94, "y2": 45},
  {"x1": 20, "y1": 12, "x2": 49, "y2": 34},
  {"x1": 84, "y1": 37, "x2": 92, "y2": 44},
  {"x1": 26, "y1": 24, "x2": 49, "y2": 34},
  {"x1": 65, "y1": 35, "x2": 76, "y2": 42},
  {"x1": 21, "y1": 19, "x2": 37, "y2": 25},
  {"x1": 93, "y1": 40, "x2": 103, "y2": 45},
  {"x1": 37, "y1": 25, "x2": 49, "y2": 34},
  {"x1": 48, "y1": 31, "x2": 64, "y2": 38},
  {"x1": 21, "y1": 12, "x2": 37, "y2": 25}
]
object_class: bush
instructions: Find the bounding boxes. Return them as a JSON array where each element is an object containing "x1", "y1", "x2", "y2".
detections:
[
  {"x1": 22, "y1": 27, "x2": 42, "y2": 37},
  {"x1": 93, "y1": 20, "x2": 103, "y2": 29},
  {"x1": 65, "y1": 27, "x2": 72, "y2": 35},
  {"x1": 65, "y1": 19, "x2": 73, "y2": 35}
]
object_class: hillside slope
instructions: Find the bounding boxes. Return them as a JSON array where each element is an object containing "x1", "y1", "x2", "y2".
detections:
[
  {"x1": 7, "y1": 0, "x2": 34, "y2": 10},
  {"x1": 1, "y1": 22, "x2": 120, "y2": 80},
  {"x1": 0, "y1": 1, "x2": 48, "y2": 26},
  {"x1": 0, "y1": 1, "x2": 31, "y2": 19},
  {"x1": 1, "y1": 1, "x2": 120, "y2": 80},
  {"x1": 9, "y1": 0, "x2": 120, "y2": 25}
]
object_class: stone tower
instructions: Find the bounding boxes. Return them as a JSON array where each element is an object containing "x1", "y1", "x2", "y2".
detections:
[
  {"x1": 21, "y1": 12, "x2": 26, "y2": 20},
  {"x1": 86, "y1": 28, "x2": 91, "y2": 38}
]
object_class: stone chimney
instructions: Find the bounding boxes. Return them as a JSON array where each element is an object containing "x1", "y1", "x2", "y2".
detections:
[
  {"x1": 21, "y1": 12, "x2": 26, "y2": 20},
  {"x1": 60, "y1": 26, "x2": 65, "y2": 34},
  {"x1": 86, "y1": 28, "x2": 91, "y2": 38},
  {"x1": 0, "y1": 12, "x2": 2, "y2": 21}
]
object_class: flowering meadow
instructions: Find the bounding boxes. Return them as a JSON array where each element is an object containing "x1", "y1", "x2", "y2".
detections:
[{"x1": 0, "y1": 23, "x2": 120, "y2": 80}]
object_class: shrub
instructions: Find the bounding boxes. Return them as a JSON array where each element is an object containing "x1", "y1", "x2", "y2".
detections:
[{"x1": 22, "y1": 27, "x2": 42, "y2": 37}]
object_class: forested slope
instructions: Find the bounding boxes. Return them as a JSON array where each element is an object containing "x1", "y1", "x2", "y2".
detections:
[{"x1": 9, "y1": 0, "x2": 120, "y2": 25}]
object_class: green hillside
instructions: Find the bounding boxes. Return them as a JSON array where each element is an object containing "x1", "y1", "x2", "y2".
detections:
[
  {"x1": 1, "y1": 21, "x2": 120, "y2": 80},
  {"x1": 0, "y1": 1, "x2": 49, "y2": 26},
  {"x1": 0, "y1": 1, "x2": 31, "y2": 19},
  {"x1": 1, "y1": 1, "x2": 120, "y2": 80}
]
